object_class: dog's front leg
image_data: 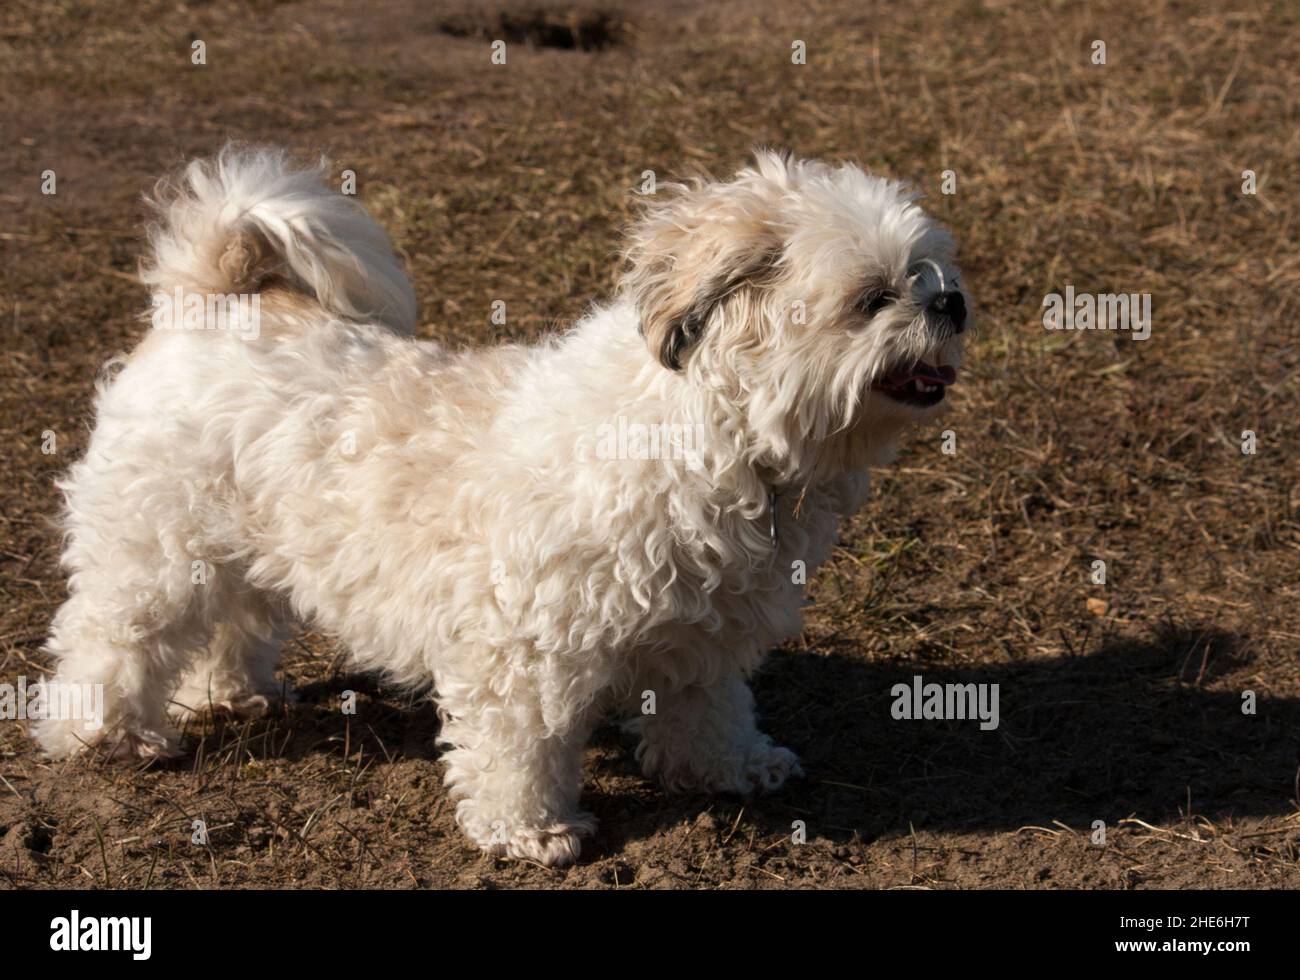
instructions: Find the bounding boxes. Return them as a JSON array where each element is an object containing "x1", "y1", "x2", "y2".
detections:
[
  {"x1": 438, "y1": 699, "x2": 598, "y2": 868},
  {"x1": 632, "y1": 673, "x2": 803, "y2": 795}
]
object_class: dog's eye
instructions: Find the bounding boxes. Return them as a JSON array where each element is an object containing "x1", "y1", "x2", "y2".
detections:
[{"x1": 856, "y1": 289, "x2": 897, "y2": 317}]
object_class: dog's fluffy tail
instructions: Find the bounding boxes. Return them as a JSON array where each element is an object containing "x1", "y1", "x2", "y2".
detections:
[{"x1": 141, "y1": 144, "x2": 418, "y2": 333}]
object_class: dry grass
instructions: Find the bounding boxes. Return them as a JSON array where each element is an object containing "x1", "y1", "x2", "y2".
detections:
[{"x1": 0, "y1": 0, "x2": 1297, "y2": 889}]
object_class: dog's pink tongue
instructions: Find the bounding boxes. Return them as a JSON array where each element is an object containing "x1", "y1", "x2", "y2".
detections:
[
  {"x1": 916, "y1": 363, "x2": 957, "y2": 385},
  {"x1": 876, "y1": 362, "x2": 957, "y2": 388}
]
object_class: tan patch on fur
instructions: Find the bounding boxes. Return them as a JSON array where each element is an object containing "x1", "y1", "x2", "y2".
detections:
[
  {"x1": 621, "y1": 176, "x2": 782, "y2": 370},
  {"x1": 218, "y1": 226, "x2": 280, "y2": 292}
]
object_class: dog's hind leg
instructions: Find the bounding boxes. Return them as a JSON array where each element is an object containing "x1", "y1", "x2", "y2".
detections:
[
  {"x1": 33, "y1": 421, "x2": 242, "y2": 760},
  {"x1": 35, "y1": 566, "x2": 204, "y2": 761}
]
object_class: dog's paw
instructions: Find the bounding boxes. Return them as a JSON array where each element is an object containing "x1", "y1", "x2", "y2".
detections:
[
  {"x1": 169, "y1": 687, "x2": 296, "y2": 723},
  {"x1": 504, "y1": 816, "x2": 597, "y2": 868},
  {"x1": 739, "y1": 741, "x2": 803, "y2": 794},
  {"x1": 30, "y1": 716, "x2": 86, "y2": 759},
  {"x1": 466, "y1": 812, "x2": 598, "y2": 868},
  {"x1": 34, "y1": 716, "x2": 180, "y2": 762},
  {"x1": 642, "y1": 735, "x2": 804, "y2": 796},
  {"x1": 106, "y1": 728, "x2": 182, "y2": 761}
]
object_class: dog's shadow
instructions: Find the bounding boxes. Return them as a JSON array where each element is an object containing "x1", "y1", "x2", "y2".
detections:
[
  {"x1": 584, "y1": 624, "x2": 1300, "y2": 857},
  {"x1": 180, "y1": 624, "x2": 1298, "y2": 859}
]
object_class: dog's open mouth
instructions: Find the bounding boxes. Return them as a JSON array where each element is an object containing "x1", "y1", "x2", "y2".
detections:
[{"x1": 871, "y1": 362, "x2": 957, "y2": 406}]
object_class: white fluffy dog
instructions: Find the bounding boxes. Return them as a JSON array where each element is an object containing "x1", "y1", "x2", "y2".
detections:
[{"x1": 35, "y1": 146, "x2": 968, "y2": 866}]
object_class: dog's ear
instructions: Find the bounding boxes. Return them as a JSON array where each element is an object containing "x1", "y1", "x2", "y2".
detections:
[{"x1": 621, "y1": 164, "x2": 784, "y2": 371}]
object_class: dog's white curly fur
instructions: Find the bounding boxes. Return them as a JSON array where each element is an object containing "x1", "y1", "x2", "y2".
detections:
[{"x1": 34, "y1": 146, "x2": 967, "y2": 867}]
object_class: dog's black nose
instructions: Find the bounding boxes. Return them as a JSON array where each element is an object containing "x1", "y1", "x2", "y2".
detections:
[{"x1": 930, "y1": 291, "x2": 966, "y2": 332}]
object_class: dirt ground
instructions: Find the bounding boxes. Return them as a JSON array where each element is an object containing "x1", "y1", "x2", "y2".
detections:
[{"x1": 1, "y1": 0, "x2": 1297, "y2": 889}]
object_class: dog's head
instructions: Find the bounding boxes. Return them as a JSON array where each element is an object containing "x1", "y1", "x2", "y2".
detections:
[{"x1": 621, "y1": 149, "x2": 969, "y2": 482}]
